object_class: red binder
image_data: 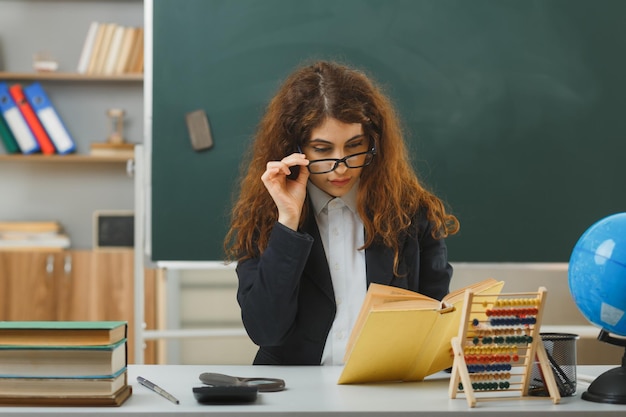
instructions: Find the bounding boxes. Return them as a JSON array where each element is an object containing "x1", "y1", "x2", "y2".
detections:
[{"x1": 9, "y1": 84, "x2": 56, "y2": 154}]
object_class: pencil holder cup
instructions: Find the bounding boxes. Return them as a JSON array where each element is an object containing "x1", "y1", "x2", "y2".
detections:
[{"x1": 529, "y1": 332, "x2": 579, "y2": 397}]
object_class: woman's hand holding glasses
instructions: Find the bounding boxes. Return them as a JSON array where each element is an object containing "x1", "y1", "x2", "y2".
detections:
[{"x1": 261, "y1": 152, "x2": 310, "y2": 231}]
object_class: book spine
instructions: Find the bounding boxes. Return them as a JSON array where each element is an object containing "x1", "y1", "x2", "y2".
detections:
[
  {"x1": 9, "y1": 84, "x2": 56, "y2": 154},
  {"x1": 86, "y1": 23, "x2": 107, "y2": 75},
  {"x1": 93, "y1": 23, "x2": 117, "y2": 75},
  {"x1": 114, "y1": 27, "x2": 135, "y2": 75},
  {"x1": 103, "y1": 25, "x2": 125, "y2": 75},
  {"x1": 127, "y1": 27, "x2": 144, "y2": 74},
  {"x1": 77, "y1": 21, "x2": 100, "y2": 74},
  {"x1": 24, "y1": 83, "x2": 76, "y2": 154},
  {"x1": 0, "y1": 82, "x2": 40, "y2": 154}
]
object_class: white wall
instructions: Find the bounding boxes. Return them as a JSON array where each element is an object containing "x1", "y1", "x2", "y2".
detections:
[{"x1": 166, "y1": 263, "x2": 623, "y2": 366}]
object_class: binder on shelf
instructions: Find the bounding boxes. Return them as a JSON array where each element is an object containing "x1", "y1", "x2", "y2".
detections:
[
  {"x1": 24, "y1": 82, "x2": 76, "y2": 154},
  {"x1": 9, "y1": 84, "x2": 55, "y2": 155},
  {"x1": 0, "y1": 82, "x2": 40, "y2": 154},
  {"x1": 0, "y1": 113, "x2": 20, "y2": 154},
  {"x1": 77, "y1": 21, "x2": 100, "y2": 74}
]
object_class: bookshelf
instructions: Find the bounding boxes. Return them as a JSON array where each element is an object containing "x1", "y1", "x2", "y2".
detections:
[
  {"x1": 0, "y1": 1, "x2": 158, "y2": 363},
  {"x1": 0, "y1": 0, "x2": 143, "y2": 246},
  {"x1": 0, "y1": 72, "x2": 142, "y2": 82},
  {"x1": 0, "y1": 154, "x2": 132, "y2": 163}
]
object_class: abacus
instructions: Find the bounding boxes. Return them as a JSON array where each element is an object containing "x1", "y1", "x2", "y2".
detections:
[{"x1": 448, "y1": 286, "x2": 560, "y2": 408}]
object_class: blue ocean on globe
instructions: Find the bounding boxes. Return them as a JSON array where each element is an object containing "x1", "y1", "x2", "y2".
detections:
[{"x1": 568, "y1": 213, "x2": 626, "y2": 337}]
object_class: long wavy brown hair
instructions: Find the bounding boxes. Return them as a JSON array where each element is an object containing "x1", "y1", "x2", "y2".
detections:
[{"x1": 224, "y1": 60, "x2": 459, "y2": 274}]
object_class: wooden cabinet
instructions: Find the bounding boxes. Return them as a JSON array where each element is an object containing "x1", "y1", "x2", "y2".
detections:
[
  {"x1": 0, "y1": 251, "x2": 58, "y2": 320},
  {"x1": 0, "y1": 249, "x2": 159, "y2": 363}
]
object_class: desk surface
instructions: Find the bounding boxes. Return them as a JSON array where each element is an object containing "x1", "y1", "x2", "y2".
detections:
[{"x1": 1, "y1": 365, "x2": 625, "y2": 416}]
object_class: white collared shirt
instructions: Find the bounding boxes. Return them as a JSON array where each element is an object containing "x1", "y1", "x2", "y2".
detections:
[{"x1": 307, "y1": 182, "x2": 367, "y2": 366}]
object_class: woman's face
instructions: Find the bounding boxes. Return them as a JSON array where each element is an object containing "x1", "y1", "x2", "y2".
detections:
[{"x1": 302, "y1": 118, "x2": 367, "y2": 198}]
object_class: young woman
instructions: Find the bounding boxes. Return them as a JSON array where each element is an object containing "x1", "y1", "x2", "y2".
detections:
[{"x1": 225, "y1": 60, "x2": 459, "y2": 366}]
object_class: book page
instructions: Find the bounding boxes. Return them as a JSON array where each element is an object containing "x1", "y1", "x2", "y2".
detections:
[
  {"x1": 345, "y1": 284, "x2": 436, "y2": 359},
  {"x1": 338, "y1": 309, "x2": 440, "y2": 384},
  {"x1": 419, "y1": 279, "x2": 504, "y2": 378},
  {"x1": 372, "y1": 298, "x2": 441, "y2": 311},
  {"x1": 405, "y1": 309, "x2": 458, "y2": 380},
  {"x1": 443, "y1": 277, "x2": 501, "y2": 305}
]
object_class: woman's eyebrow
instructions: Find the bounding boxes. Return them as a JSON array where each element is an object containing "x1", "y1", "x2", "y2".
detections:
[
  {"x1": 309, "y1": 134, "x2": 365, "y2": 144},
  {"x1": 345, "y1": 134, "x2": 366, "y2": 143}
]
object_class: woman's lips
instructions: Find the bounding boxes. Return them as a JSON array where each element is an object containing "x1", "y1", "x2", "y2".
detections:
[{"x1": 330, "y1": 178, "x2": 351, "y2": 187}]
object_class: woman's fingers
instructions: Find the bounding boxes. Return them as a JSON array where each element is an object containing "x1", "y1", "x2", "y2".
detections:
[{"x1": 263, "y1": 153, "x2": 308, "y2": 182}]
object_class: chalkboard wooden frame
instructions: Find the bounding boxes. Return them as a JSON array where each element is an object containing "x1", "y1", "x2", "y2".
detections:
[{"x1": 152, "y1": 0, "x2": 626, "y2": 262}]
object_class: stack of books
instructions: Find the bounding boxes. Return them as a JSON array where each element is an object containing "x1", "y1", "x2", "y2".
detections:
[
  {"x1": 0, "y1": 321, "x2": 131, "y2": 406},
  {"x1": 77, "y1": 22, "x2": 144, "y2": 76},
  {"x1": 0, "y1": 82, "x2": 76, "y2": 156},
  {"x1": 0, "y1": 221, "x2": 70, "y2": 251}
]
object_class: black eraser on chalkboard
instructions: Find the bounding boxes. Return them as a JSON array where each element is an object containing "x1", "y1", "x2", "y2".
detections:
[{"x1": 186, "y1": 109, "x2": 214, "y2": 151}]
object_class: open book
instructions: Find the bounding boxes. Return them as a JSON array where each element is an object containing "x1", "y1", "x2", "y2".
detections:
[{"x1": 338, "y1": 278, "x2": 504, "y2": 384}]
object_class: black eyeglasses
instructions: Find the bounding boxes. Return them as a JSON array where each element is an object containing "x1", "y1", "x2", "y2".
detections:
[{"x1": 298, "y1": 143, "x2": 376, "y2": 174}]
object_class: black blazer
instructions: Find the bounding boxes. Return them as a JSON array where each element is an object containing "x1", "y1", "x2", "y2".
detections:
[{"x1": 236, "y1": 207, "x2": 452, "y2": 365}]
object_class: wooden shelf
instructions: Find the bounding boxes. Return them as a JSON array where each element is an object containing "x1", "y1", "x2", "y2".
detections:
[
  {"x1": 0, "y1": 154, "x2": 132, "y2": 163},
  {"x1": 0, "y1": 72, "x2": 143, "y2": 82}
]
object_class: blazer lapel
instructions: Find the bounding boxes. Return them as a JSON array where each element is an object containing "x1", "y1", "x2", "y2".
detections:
[
  {"x1": 302, "y1": 205, "x2": 397, "y2": 295},
  {"x1": 302, "y1": 210, "x2": 335, "y2": 302},
  {"x1": 365, "y1": 241, "x2": 396, "y2": 286}
]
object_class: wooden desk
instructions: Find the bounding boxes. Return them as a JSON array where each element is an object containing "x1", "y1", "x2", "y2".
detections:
[{"x1": 1, "y1": 365, "x2": 624, "y2": 416}]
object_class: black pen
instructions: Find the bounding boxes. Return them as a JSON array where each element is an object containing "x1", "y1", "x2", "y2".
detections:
[{"x1": 137, "y1": 376, "x2": 180, "y2": 404}]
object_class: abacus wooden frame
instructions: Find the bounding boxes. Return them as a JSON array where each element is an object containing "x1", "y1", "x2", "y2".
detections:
[{"x1": 448, "y1": 287, "x2": 561, "y2": 408}]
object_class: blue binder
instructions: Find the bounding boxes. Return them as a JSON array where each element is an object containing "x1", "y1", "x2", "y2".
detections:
[
  {"x1": 0, "y1": 82, "x2": 40, "y2": 154},
  {"x1": 24, "y1": 82, "x2": 76, "y2": 154}
]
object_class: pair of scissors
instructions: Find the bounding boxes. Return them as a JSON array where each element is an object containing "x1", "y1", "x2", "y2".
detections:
[{"x1": 199, "y1": 372, "x2": 286, "y2": 392}]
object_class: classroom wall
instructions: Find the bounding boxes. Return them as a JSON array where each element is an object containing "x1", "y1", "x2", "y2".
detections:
[{"x1": 171, "y1": 265, "x2": 623, "y2": 366}]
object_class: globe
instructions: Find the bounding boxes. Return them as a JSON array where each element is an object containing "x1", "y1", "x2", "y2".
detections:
[
  {"x1": 568, "y1": 212, "x2": 626, "y2": 404},
  {"x1": 569, "y1": 213, "x2": 626, "y2": 336}
]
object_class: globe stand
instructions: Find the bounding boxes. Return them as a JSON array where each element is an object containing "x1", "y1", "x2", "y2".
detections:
[{"x1": 581, "y1": 329, "x2": 626, "y2": 404}]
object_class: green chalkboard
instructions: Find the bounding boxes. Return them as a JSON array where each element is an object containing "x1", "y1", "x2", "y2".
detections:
[{"x1": 152, "y1": 0, "x2": 626, "y2": 262}]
